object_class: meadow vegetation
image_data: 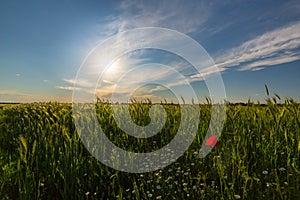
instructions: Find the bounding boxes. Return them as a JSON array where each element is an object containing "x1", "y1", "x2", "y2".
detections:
[{"x1": 0, "y1": 95, "x2": 299, "y2": 199}]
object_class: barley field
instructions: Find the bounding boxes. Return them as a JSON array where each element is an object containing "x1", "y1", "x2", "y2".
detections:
[{"x1": 0, "y1": 97, "x2": 299, "y2": 199}]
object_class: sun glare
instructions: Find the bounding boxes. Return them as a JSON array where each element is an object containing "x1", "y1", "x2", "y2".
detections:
[{"x1": 105, "y1": 60, "x2": 121, "y2": 75}]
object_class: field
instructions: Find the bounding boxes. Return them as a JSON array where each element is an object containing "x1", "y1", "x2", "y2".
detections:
[{"x1": 0, "y1": 97, "x2": 299, "y2": 199}]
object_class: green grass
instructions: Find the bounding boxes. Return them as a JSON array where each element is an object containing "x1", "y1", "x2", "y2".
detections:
[{"x1": 0, "y1": 97, "x2": 299, "y2": 199}]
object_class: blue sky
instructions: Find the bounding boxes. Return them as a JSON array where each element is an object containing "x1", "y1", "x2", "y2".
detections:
[{"x1": 0, "y1": 0, "x2": 299, "y2": 103}]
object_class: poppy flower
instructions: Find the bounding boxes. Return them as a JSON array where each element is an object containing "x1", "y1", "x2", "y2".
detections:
[{"x1": 205, "y1": 135, "x2": 218, "y2": 147}]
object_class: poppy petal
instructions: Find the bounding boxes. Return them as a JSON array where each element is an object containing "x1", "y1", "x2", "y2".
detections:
[{"x1": 205, "y1": 135, "x2": 218, "y2": 147}]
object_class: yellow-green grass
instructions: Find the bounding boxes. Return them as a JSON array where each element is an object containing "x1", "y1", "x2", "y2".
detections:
[{"x1": 0, "y1": 98, "x2": 299, "y2": 199}]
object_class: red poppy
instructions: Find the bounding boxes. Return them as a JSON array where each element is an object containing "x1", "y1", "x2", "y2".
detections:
[{"x1": 205, "y1": 135, "x2": 218, "y2": 147}]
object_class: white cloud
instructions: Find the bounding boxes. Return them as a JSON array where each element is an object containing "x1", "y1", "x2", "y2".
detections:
[
  {"x1": 102, "y1": 0, "x2": 210, "y2": 35},
  {"x1": 96, "y1": 63, "x2": 181, "y2": 98},
  {"x1": 0, "y1": 90, "x2": 26, "y2": 96},
  {"x1": 63, "y1": 78, "x2": 93, "y2": 88},
  {"x1": 141, "y1": 21, "x2": 300, "y2": 85},
  {"x1": 238, "y1": 55, "x2": 300, "y2": 71},
  {"x1": 214, "y1": 21, "x2": 300, "y2": 71},
  {"x1": 75, "y1": 2, "x2": 300, "y2": 101},
  {"x1": 55, "y1": 86, "x2": 81, "y2": 91}
]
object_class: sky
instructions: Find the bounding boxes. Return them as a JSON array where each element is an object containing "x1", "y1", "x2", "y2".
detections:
[{"x1": 0, "y1": 0, "x2": 300, "y2": 103}]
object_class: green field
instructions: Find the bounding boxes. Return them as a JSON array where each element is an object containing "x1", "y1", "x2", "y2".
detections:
[{"x1": 0, "y1": 97, "x2": 299, "y2": 199}]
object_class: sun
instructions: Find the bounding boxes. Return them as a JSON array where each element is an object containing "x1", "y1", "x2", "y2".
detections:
[
  {"x1": 101, "y1": 59, "x2": 123, "y2": 86},
  {"x1": 105, "y1": 59, "x2": 121, "y2": 75}
]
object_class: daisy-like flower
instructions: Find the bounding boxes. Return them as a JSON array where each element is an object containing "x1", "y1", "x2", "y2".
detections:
[{"x1": 262, "y1": 170, "x2": 268, "y2": 175}]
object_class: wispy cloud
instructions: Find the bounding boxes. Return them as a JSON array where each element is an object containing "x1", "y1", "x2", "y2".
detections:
[
  {"x1": 55, "y1": 86, "x2": 81, "y2": 91},
  {"x1": 95, "y1": 62, "x2": 185, "y2": 99},
  {"x1": 184, "y1": 21, "x2": 300, "y2": 83},
  {"x1": 213, "y1": 21, "x2": 300, "y2": 71},
  {"x1": 62, "y1": 78, "x2": 93, "y2": 88},
  {"x1": 102, "y1": 0, "x2": 210, "y2": 35},
  {"x1": 97, "y1": 2, "x2": 300, "y2": 83},
  {"x1": 0, "y1": 90, "x2": 27, "y2": 96},
  {"x1": 71, "y1": 2, "x2": 300, "y2": 102}
]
